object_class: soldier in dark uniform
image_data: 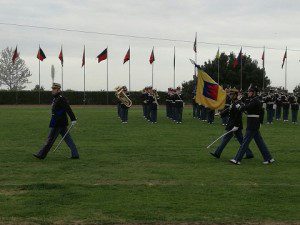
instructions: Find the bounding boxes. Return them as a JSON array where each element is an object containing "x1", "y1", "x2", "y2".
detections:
[
  {"x1": 120, "y1": 86, "x2": 130, "y2": 123},
  {"x1": 174, "y1": 87, "x2": 184, "y2": 124},
  {"x1": 282, "y1": 95, "x2": 290, "y2": 122},
  {"x1": 34, "y1": 83, "x2": 79, "y2": 159},
  {"x1": 230, "y1": 85, "x2": 274, "y2": 165},
  {"x1": 275, "y1": 93, "x2": 282, "y2": 120},
  {"x1": 265, "y1": 92, "x2": 275, "y2": 124},
  {"x1": 210, "y1": 88, "x2": 254, "y2": 159},
  {"x1": 149, "y1": 89, "x2": 159, "y2": 123},
  {"x1": 141, "y1": 87, "x2": 148, "y2": 119},
  {"x1": 291, "y1": 94, "x2": 299, "y2": 124},
  {"x1": 221, "y1": 92, "x2": 231, "y2": 125},
  {"x1": 166, "y1": 88, "x2": 172, "y2": 119}
]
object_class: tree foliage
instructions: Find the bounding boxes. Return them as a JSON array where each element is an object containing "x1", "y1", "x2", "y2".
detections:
[{"x1": 0, "y1": 47, "x2": 32, "y2": 90}]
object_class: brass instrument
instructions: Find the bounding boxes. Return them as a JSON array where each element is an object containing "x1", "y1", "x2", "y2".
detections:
[
  {"x1": 115, "y1": 86, "x2": 132, "y2": 108},
  {"x1": 152, "y1": 89, "x2": 159, "y2": 106}
]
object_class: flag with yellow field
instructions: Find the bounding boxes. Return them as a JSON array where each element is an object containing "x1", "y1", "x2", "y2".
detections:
[{"x1": 195, "y1": 68, "x2": 226, "y2": 110}]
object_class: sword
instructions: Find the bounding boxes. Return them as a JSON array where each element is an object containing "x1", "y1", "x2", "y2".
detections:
[
  {"x1": 53, "y1": 123, "x2": 75, "y2": 152},
  {"x1": 206, "y1": 129, "x2": 234, "y2": 149}
]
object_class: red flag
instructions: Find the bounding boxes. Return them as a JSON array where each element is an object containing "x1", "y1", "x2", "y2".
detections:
[
  {"x1": 149, "y1": 48, "x2": 155, "y2": 64},
  {"x1": 97, "y1": 48, "x2": 108, "y2": 63},
  {"x1": 281, "y1": 49, "x2": 287, "y2": 69},
  {"x1": 12, "y1": 46, "x2": 19, "y2": 64},
  {"x1": 261, "y1": 50, "x2": 265, "y2": 68},
  {"x1": 233, "y1": 48, "x2": 242, "y2": 69},
  {"x1": 193, "y1": 33, "x2": 197, "y2": 53},
  {"x1": 123, "y1": 48, "x2": 130, "y2": 64},
  {"x1": 82, "y1": 46, "x2": 85, "y2": 67},
  {"x1": 37, "y1": 47, "x2": 46, "y2": 61},
  {"x1": 59, "y1": 46, "x2": 63, "y2": 66}
]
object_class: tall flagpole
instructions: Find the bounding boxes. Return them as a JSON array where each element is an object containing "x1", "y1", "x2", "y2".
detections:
[
  {"x1": 240, "y1": 48, "x2": 243, "y2": 90},
  {"x1": 38, "y1": 58, "x2": 41, "y2": 104},
  {"x1": 83, "y1": 45, "x2": 86, "y2": 104},
  {"x1": 152, "y1": 46, "x2": 154, "y2": 87},
  {"x1": 129, "y1": 46, "x2": 131, "y2": 92},
  {"x1": 285, "y1": 46, "x2": 287, "y2": 90},
  {"x1": 217, "y1": 47, "x2": 220, "y2": 84},
  {"x1": 262, "y1": 46, "x2": 265, "y2": 90},
  {"x1": 194, "y1": 32, "x2": 197, "y2": 76},
  {"x1": 61, "y1": 64, "x2": 64, "y2": 92},
  {"x1": 106, "y1": 46, "x2": 109, "y2": 105},
  {"x1": 173, "y1": 46, "x2": 176, "y2": 88}
]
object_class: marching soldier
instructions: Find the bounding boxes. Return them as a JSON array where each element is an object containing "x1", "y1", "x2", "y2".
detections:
[
  {"x1": 230, "y1": 85, "x2": 274, "y2": 165},
  {"x1": 34, "y1": 83, "x2": 79, "y2": 159},
  {"x1": 210, "y1": 88, "x2": 254, "y2": 159}
]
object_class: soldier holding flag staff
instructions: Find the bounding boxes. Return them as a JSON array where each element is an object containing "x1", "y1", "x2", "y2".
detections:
[
  {"x1": 230, "y1": 85, "x2": 274, "y2": 165},
  {"x1": 33, "y1": 83, "x2": 79, "y2": 159}
]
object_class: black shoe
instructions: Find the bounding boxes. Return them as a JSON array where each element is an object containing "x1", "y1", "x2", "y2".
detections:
[
  {"x1": 244, "y1": 155, "x2": 254, "y2": 159},
  {"x1": 210, "y1": 152, "x2": 220, "y2": 159},
  {"x1": 69, "y1": 156, "x2": 79, "y2": 159},
  {"x1": 33, "y1": 154, "x2": 44, "y2": 160}
]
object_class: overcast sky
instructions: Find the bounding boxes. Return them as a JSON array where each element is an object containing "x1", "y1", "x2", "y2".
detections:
[{"x1": 0, "y1": 0, "x2": 299, "y2": 92}]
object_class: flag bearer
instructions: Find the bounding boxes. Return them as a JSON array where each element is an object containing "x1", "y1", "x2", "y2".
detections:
[
  {"x1": 34, "y1": 83, "x2": 79, "y2": 159},
  {"x1": 230, "y1": 85, "x2": 274, "y2": 165}
]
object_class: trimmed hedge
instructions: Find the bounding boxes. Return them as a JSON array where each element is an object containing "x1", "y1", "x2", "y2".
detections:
[{"x1": 0, "y1": 91, "x2": 177, "y2": 105}]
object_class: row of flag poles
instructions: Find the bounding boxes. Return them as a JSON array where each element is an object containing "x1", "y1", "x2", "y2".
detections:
[{"x1": 11, "y1": 35, "x2": 289, "y2": 104}]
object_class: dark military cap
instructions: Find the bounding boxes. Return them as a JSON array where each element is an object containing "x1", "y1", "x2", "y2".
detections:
[{"x1": 51, "y1": 83, "x2": 61, "y2": 89}]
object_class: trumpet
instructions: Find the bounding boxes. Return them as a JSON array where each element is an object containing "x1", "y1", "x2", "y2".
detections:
[{"x1": 115, "y1": 86, "x2": 132, "y2": 108}]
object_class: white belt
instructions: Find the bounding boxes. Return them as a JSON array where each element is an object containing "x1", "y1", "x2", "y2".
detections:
[{"x1": 247, "y1": 115, "x2": 260, "y2": 118}]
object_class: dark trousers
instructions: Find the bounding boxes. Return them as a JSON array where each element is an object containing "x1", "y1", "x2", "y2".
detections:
[
  {"x1": 146, "y1": 105, "x2": 151, "y2": 121},
  {"x1": 36, "y1": 127, "x2": 79, "y2": 159},
  {"x1": 276, "y1": 106, "x2": 282, "y2": 120},
  {"x1": 266, "y1": 109, "x2": 273, "y2": 123},
  {"x1": 234, "y1": 129, "x2": 272, "y2": 162},
  {"x1": 207, "y1": 110, "x2": 215, "y2": 124},
  {"x1": 142, "y1": 104, "x2": 147, "y2": 118},
  {"x1": 221, "y1": 115, "x2": 229, "y2": 125},
  {"x1": 150, "y1": 108, "x2": 157, "y2": 123},
  {"x1": 120, "y1": 107, "x2": 129, "y2": 122},
  {"x1": 175, "y1": 107, "x2": 183, "y2": 123},
  {"x1": 201, "y1": 106, "x2": 207, "y2": 121},
  {"x1": 196, "y1": 104, "x2": 201, "y2": 119},
  {"x1": 214, "y1": 129, "x2": 253, "y2": 158},
  {"x1": 283, "y1": 108, "x2": 289, "y2": 121},
  {"x1": 292, "y1": 110, "x2": 298, "y2": 123},
  {"x1": 192, "y1": 104, "x2": 197, "y2": 118}
]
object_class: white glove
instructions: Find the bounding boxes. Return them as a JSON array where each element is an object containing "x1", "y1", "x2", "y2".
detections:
[
  {"x1": 71, "y1": 120, "x2": 77, "y2": 126},
  {"x1": 235, "y1": 104, "x2": 241, "y2": 109},
  {"x1": 232, "y1": 126, "x2": 239, "y2": 132}
]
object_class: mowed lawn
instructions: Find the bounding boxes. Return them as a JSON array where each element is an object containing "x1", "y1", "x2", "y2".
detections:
[{"x1": 0, "y1": 106, "x2": 299, "y2": 225}]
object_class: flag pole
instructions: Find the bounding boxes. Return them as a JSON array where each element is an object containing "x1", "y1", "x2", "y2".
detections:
[
  {"x1": 84, "y1": 46, "x2": 86, "y2": 105},
  {"x1": 217, "y1": 47, "x2": 220, "y2": 84},
  {"x1": 240, "y1": 47, "x2": 243, "y2": 90},
  {"x1": 129, "y1": 46, "x2": 131, "y2": 92},
  {"x1": 173, "y1": 46, "x2": 176, "y2": 88},
  {"x1": 61, "y1": 45, "x2": 64, "y2": 92},
  {"x1": 38, "y1": 55, "x2": 41, "y2": 104},
  {"x1": 194, "y1": 32, "x2": 197, "y2": 76},
  {"x1": 152, "y1": 46, "x2": 154, "y2": 87},
  {"x1": 285, "y1": 46, "x2": 287, "y2": 90},
  {"x1": 262, "y1": 46, "x2": 265, "y2": 90},
  {"x1": 106, "y1": 46, "x2": 109, "y2": 105}
]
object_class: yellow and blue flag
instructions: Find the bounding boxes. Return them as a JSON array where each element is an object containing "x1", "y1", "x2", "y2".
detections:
[{"x1": 195, "y1": 68, "x2": 226, "y2": 110}]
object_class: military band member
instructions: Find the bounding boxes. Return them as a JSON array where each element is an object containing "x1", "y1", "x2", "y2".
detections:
[
  {"x1": 174, "y1": 87, "x2": 184, "y2": 124},
  {"x1": 291, "y1": 95, "x2": 299, "y2": 124},
  {"x1": 265, "y1": 93, "x2": 275, "y2": 124},
  {"x1": 149, "y1": 89, "x2": 159, "y2": 123},
  {"x1": 34, "y1": 83, "x2": 79, "y2": 159},
  {"x1": 275, "y1": 93, "x2": 282, "y2": 120},
  {"x1": 210, "y1": 88, "x2": 254, "y2": 159},
  {"x1": 282, "y1": 95, "x2": 290, "y2": 122},
  {"x1": 120, "y1": 86, "x2": 130, "y2": 123},
  {"x1": 166, "y1": 88, "x2": 172, "y2": 119},
  {"x1": 230, "y1": 85, "x2": 274, "y2": 165},
  {"x1": 141, "y1": 88, "x2": 148, "y2": 119}
]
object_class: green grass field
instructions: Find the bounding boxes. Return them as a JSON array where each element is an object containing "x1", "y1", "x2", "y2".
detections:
[{"x1": 0, "y1": 106, "x2": 299, "y2": 225}]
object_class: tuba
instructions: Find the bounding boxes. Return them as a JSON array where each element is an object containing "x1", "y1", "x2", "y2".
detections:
[
  {"x1": 115, "y1": 86, "x2": 132, "y2": 108},
  {"x1": 153, "y1": 89, "x2": 159, "y2": 106}
]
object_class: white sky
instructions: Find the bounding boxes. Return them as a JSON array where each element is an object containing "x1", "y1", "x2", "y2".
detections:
[{"x1": 0, "y1": 0, "x2": 299, "y2": 92}]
